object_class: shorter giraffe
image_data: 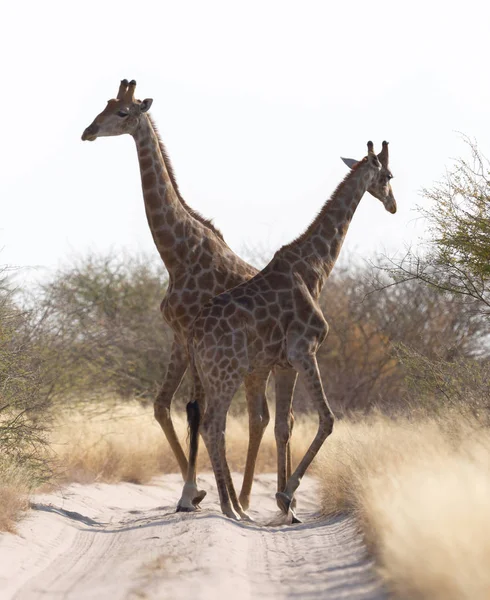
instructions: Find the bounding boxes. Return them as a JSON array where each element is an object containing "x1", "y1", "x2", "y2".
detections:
[{"x1": 178, "y1": 141, "x2": 396, "y2": 520}]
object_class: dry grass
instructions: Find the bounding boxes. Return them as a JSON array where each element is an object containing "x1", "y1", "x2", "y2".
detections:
[
  {"x1": 0, "y1": 463, "x2": 30, "y2": 533},
  {"x1": 316, "y1": 412, "x2": 490, "y2": 599},
  {"x1": 50, "y1": 402, "x2": 317, "y2": 485},
  {"x1": 0, "y1": 400, "x2": 316, "y2": 532}
]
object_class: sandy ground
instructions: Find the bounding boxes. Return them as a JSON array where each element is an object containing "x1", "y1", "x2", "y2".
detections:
[{"x1": 0, "y1": 473, "x2": 386, "y2": 600}]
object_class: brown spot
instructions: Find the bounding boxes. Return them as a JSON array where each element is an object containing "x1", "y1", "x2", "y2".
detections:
[
  {"x1": 146, "y1": 192, "x2": 161, "y2": 211},
  {"x1": 142, "y1": 171, "x2": 157, "y2": 188},
  {"x1": 214, "y1": 270, "x2": 227, "y2": 287},
  {"x1": 174, "y1": 304, "x2": 186, "y2": 319},
  {"x1": 257, "y1": 320, "x2": 271, "y2": 337},
  {"x1": 182, "y1": 290, "x2": 193, "y2": 304},
  {"x1": 140, "y1": 157, "x2": 153, "y2": 170},
  {"x1": 256, "y1": 307, "x2": 268, "y2": 320},
  {"x1": 175, "y1": 241, "x2": 187, "y2": 261},
  {"x1": 262, "y1": 291, "x2": 277, "y2": 303},
  {"x1": 157, "y1": 229, "x2": 175, "y2": 247},
  {"x1": 269, "y1": 272, "x2": 290, "y2": 289},
  {"x1": 268, "y1": 303, "x2": 281, "y2": 318},
  {"x1": 151, "y1": 213, "x2": 166, "y2": 229},
  {"x1": 198, "y1": 272, "x2": 214, "y2": 289}
]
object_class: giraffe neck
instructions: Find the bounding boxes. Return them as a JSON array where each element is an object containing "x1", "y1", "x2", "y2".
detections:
[
  {"x1": 132, "y1": 115, "x2": 219, "y2": 276},
  {"x1": 277, "y1": 162, "x2": 377, "y2": 298}
]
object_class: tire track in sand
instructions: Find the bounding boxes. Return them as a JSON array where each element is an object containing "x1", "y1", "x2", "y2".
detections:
[{"x1": 0, "y1": 474, "x2": 387, "y2": 599}]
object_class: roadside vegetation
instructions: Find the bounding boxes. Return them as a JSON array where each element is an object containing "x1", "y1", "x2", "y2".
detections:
[
  {"x1": 317, "y1": 411, "x2": 490, "y2": 600},
  {"x1": 318, "y1": 138, "x2": 490, "y2": 599},
  {"x1": 50, "y1": 403, "x2": 317, "y2": 485}
]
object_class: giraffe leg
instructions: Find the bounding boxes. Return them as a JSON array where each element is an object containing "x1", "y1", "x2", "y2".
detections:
[
  {"x1": 176, "y1": 399, "x2": 205, "y2": 512},
  {"x1": 201, "y1": 406, "x2": 241, "y2": 520},
  {"x1": 222, "y1": 433, "x2": 253, "y2": 521},
  {"x1": 286, "y1": 408, "x2": 297, "y2": 512},
  {"x1": 239, "y1": 370, "x2": 271, "y2": 511},
  {"x1": 274, "y1": 368, "x2": 297, "y2": 509},
  {"x1": 176, "y1": 348, "x2": 209, "y2": 512},
  {"x1": 154, "y1": 338, "x2": 191, "y2": 480},
  {"x1": 198, "y1": 366, "x2": 250, "y2": 520},
  {"x1": 276, "y1": 355, "x2": 334, "y2": 518}
]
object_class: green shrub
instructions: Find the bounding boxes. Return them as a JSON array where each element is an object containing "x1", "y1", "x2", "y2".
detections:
[
  {"x1": 38, "y1": 252, "x2": 175, "y2": 402},
  {"x1": 0, "y1": 269, "x2": 52, "y2": 484}
]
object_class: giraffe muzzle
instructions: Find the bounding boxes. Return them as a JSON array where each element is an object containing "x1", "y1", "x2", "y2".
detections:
[
  {"x1": 387, "y1": 200, "x2": 397, "y2": 214},
  {"x1": 81, "y1": 123, "x2": 100, "y2": 142}
]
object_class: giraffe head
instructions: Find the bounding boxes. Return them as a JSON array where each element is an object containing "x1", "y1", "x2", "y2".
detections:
[
  {"x1": 82, "y1": 79, "x2": 153, "y2": 141},
  {"x1": 341, "y1": 141, "x2": 396, "y2": 214}
]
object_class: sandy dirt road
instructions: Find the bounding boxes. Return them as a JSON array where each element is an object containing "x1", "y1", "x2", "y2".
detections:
[{"x1": 0, "y1": 473, "x2": 386, "y2": 599}]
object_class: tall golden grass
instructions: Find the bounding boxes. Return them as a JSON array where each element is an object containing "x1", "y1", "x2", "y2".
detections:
[
  {"x1": 316, "y1": 412, "x2": 490, "y2": 600},
  {"x1": 0, "y1": 401, "x2": 317, "y2": 532},
  {"x1": 49, "y1": 402, "x2": 316, "y2": 485},
  {"x1": 0, "y1": 463, "x2": 30, "y2": 533}
]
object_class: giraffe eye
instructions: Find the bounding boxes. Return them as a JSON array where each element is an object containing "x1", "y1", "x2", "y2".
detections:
[{"x1": 117, "y1": 110, "x2": 129, "y2": 118}]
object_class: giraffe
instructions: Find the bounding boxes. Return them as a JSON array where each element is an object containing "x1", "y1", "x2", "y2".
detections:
[
  {"x1": 81, "y1": 79, "x2": 298, "y2": 512},
  {"x1": 179, "y1": 141, "x2": 396, "y2": 521}
]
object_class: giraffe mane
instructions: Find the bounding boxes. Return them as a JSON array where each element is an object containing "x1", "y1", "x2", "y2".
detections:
[
  {"x1": 277, "y1": 157, "x2": 368, "y2": 253},
  {"x1": 147, "y1": 114, "x2": 225, "y2": 241}
]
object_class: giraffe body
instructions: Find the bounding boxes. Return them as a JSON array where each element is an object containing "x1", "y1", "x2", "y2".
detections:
[{"x1": 180, "y1": 142, "x2": 396, "y2": 520}]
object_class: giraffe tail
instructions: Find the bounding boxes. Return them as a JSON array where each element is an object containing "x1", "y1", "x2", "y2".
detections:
[
  {"x1": 186, "y1": 398, "x2": 200, "y2": 463},
  {"x1": 186, "y1": 341, "x2": 204, "y2": 474}
]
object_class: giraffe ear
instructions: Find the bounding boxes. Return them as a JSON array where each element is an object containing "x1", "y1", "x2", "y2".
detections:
[
  {"x1": 139, "y1": 98, "x2": 153, "y2": 113},
  {"x1": 341, "y1": 157, "x2": 358, "y2": 169}
]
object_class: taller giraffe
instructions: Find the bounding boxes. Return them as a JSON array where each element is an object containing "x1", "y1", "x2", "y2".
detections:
[
  {"x1": 81, "y1": 79, "x2": 297, "y2": 510},
  {"x1": 179, "y1": 142, "x2": 396, "y2": 521}
]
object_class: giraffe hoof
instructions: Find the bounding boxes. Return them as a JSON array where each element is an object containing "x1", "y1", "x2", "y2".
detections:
[
  {"x1": 275, "y1": 492, "x2": 292, "y2": 515},
  {"x1": 290, "y1": 511, "x2": 302, "y2": 524},
  {"x1": 238, "y1": 511, "x2": 254, "y2": 523},
  {"x1": 192, "y1": 489, "x2": 207, "y2": 507},
  {"x1": 223, "y1": 507, "x2": 241, "y2": 520},
  {"x1": 176, "y1": 503, "x2": 197, "y2": 513}
]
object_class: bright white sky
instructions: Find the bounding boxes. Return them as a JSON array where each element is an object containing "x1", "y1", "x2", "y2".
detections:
[{"x1": 2, "y1": 0, "x2": 490, "y2": 282}]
